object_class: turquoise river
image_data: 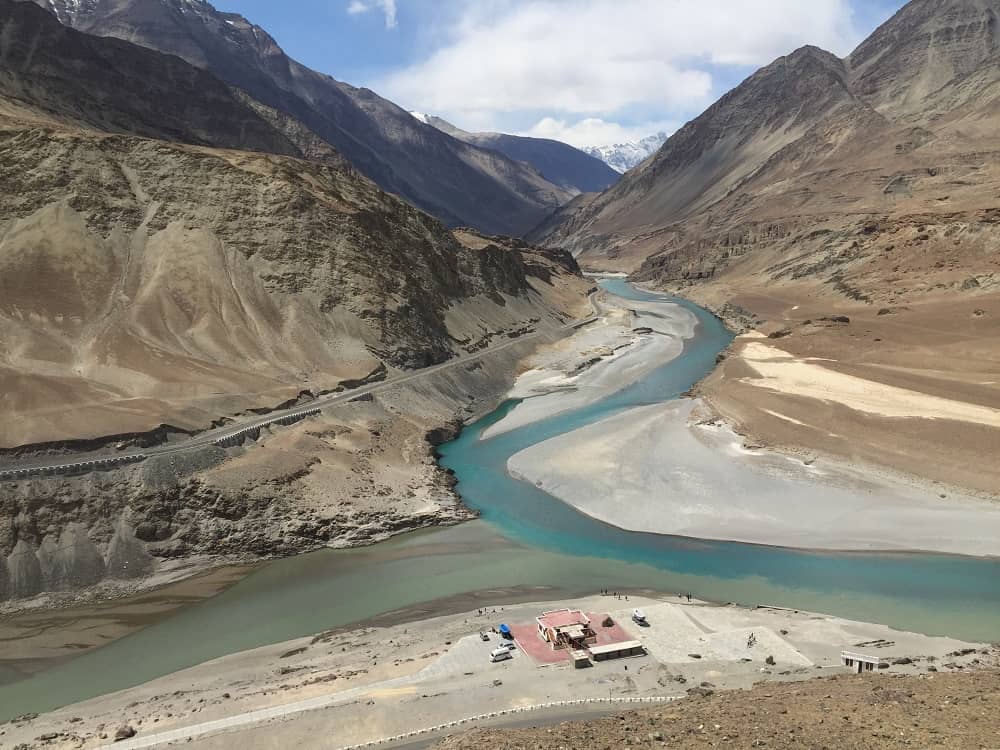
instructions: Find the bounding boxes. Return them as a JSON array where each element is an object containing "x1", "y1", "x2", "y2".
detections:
[{"x1": 1, "y1": 279, "x2": 999, "y2": 719}]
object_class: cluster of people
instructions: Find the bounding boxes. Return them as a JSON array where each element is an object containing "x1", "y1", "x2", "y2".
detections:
[{"x1": 601, "y1": 589, "x2": 629, "y2": 601}]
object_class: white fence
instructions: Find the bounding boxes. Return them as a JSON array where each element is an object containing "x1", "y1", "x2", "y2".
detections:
[
  {"x1": 212, "y1": 409, "x2": 322, "y2": 448},
  {"x1": 0, "y1": 408, "x2": 324, "y2": 480},
  {"x1": 0, "y1": 453, "x2": 147, "y2": 481}
]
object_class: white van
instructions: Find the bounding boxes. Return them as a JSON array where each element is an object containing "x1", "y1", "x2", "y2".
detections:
[{"x1": 490, "y1": 646, "x2": 512, "y2": 663}]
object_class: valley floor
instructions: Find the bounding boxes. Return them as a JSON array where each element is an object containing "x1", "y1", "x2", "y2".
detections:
[{"x1": 508, "y1": 398, "x2": 1000, "y2": 555}]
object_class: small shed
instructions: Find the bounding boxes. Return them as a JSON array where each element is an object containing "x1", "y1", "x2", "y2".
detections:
[
  {"x1": 841, "y1": 651, "x2": 881, "y2": 673},
  {"x1": 570, "y1": 649, "x2": 591, "y2": 668},
  {"x1": 589, "y1": 640, "x2": 645, "y2": 661}
]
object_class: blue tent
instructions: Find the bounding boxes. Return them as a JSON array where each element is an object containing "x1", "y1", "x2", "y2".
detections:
[{"x1": 498, "y1": 623, "x2": 511, "y2": 637}]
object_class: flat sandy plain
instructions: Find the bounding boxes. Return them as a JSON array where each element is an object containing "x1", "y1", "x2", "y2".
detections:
[{"x1": 481, "y1": 289, "x2": 697, "y2": 439}]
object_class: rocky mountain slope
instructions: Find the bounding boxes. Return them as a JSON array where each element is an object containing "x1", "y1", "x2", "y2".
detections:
[
  {"x1": 24, "y1": 0, "x2": 574, "y2": 237},
  {"x1": 0, "y1": 0, "x2": 592, "y2": 603},
  {"x1": 538, "y1": 0, "x2": 1000, "y2": 283},
  {"x1": 0, "y1": 0, "x2": 300, "y2": 155},
  {"x1": 585, "y1": 132, "x2": 668, "y2": 173},
  {"x1": 537, "y1": 0, "x2": 1000, "y2": 496},
  {"x1": 414, "y1": 113, "x2": 620, "y2": 194}
]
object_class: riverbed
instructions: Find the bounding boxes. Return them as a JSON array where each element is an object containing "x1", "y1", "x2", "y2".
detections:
[{"x1": 2, "y1": 280, "x2": 1000, "y2": 720}]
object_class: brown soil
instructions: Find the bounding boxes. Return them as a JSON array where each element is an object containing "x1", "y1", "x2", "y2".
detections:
[
  {"x1": 690, "y1": 281, "x2": 1000, "y2": 497},
  {"x1": 435, "y1": 671, "x2": 1000, "y2": 750}
]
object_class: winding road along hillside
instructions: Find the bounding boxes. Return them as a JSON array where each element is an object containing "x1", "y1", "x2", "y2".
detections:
[{"x1": 0, "y1": 296, "x2": 599, "y2": 481}]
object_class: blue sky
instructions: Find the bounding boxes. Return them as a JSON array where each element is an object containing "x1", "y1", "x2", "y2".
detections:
[{"x1": 213, "y1": 0, "x2": 908, "y2": 147}]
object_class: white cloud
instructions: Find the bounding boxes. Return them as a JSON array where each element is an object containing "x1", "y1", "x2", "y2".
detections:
[
  {"x1": 524, "y1": 117, "x2": 678, "y2": 149},
  {"x1": 378, "y1": 0, "x2": 862, "y2": 128},
  {"x1": 346, "y1": 0, "x2": 397, "y2": 29}
]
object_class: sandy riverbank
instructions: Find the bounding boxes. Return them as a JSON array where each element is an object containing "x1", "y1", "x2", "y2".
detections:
[
  {"x1": 5, "y1": 592, "x2": 992, "y2": 749},
  {"x1": 0, "y1": 562, "x2": 254, "y2": 681},
  {"x1": 481, "y1": 289, "x2": 697, "y2": 439},
  {"x1": 485, "y1": 278, "x2": 1000, "y2": 555},
  {"x1": 507, "y1": 399, "x2": 1000, "y2": 556}
]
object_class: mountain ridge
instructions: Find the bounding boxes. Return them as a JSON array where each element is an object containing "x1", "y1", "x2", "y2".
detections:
[
  {"x1": 0, "y1": 0, "x2": 301, "y2": 155},
  {"x1": 24, "y1": 0, "x2": 574, "y2": 236},
  {"x1": 535, "y1": 0, "x2": 1000, "y2": 285},
  {"x1": 411, "y1": 113, "x2": 620, "y2": 195},
  {"x1": 585, "y1": 132, "x2": 668, "y2": 173},
  {"x1": 532, "y1": 0, "x2": 1000, "y2": 505}
]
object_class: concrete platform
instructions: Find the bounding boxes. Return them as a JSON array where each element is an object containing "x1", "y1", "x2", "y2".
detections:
[{"x1": 510, "y1": 623, "x2": 567, "y2": 665}]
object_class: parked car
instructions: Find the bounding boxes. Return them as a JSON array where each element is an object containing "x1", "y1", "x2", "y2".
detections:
[
  {"x1": 479, "y1": 631, "x2": 490, "y2": 641},
  {"x1": 490, "y1": 646, "x2": 513, "y2": 663},
  {"x1": 632, "y1": 608, "x2": 649, "y2": 626}
]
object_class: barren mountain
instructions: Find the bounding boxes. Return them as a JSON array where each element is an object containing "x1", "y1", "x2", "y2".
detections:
[
  {"x1": 0, "y1": 0, "x2": 300, "y2": 154},
  {"x1": 24, "y1": 0, "x2": 574, "y2": 236},
  {"x1": 415, "y1": 114, "x2": 620, "y2": 194},
  {"x1": 540, "y1": 0, "x2": 1000, "y2": 284},
  {"x1": 0, "y1": 0, "x2": 591, "y2": 602},
  {"x1": 537, "y1": 0, "x2": 1000, "y2": 495}
]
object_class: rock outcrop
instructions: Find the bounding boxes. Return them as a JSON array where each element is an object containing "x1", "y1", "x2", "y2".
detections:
[
  {"x1": 0, "y1": 554, "x2": 9, "y2": 600},
  {"x1": 51, "y1": 524, "x2": 105, "y2": 590},
  {"x1": 105, "y1": 520, "x2": 154, "y2": 580},
  {"x1": 7, "y1": 539, "x2": 42, "y2": 598}
]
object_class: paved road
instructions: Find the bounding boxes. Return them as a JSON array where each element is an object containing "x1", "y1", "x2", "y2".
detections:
[
  {"x1": 100, "y1": 692, "x2": 667, "y2": 750},
  {"x1": 0, "y1": 296, "x2": 599, "y2": 480}
]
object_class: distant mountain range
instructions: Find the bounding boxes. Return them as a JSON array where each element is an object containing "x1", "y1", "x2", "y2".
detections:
[
  {"x1": 585, "y1": 133, "x2": 668, "y2": 173},
  {"x1": 412, "y1": 113, "x2": 620, "y2": 194},
  {"x1": 25, "y1": 0, "x2": 574, "y2": 237}
]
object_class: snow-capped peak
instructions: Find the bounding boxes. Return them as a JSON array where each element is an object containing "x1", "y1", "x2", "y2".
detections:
[
  {"x1": 410, "y1": 112, "x2": 431, "y2": 124},
  {"x1": 585, "y1": 132, "x2": 668, "y2": 174}
]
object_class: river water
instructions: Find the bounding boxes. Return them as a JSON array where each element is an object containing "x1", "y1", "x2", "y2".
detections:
[{"x1": 2, "y1": 280, "x2": 999, "y2": 720}]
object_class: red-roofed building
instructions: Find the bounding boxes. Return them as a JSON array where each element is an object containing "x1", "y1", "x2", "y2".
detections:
[{"x1": 536, "y1": 609, "x2": 597, "y2": 650}]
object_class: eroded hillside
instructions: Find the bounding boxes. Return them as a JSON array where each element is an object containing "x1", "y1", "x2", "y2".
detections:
[{"x1": 0, "y1": 0, "x2": 593, "y2": 604}]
